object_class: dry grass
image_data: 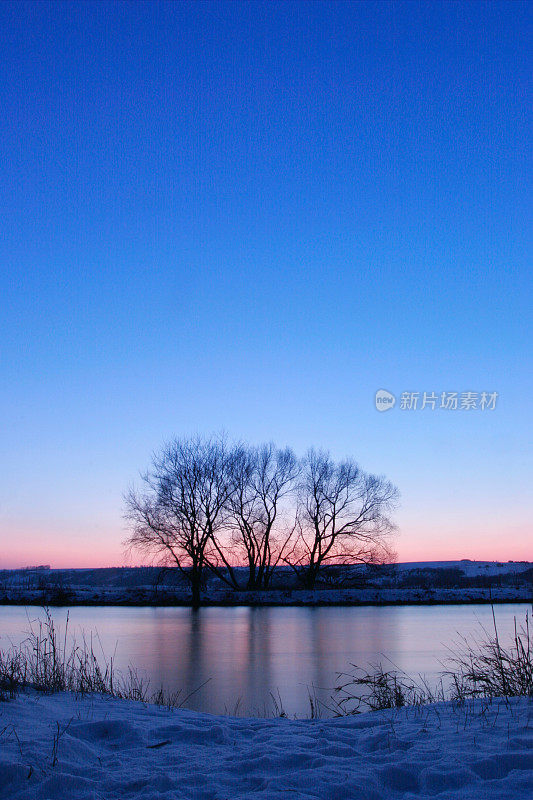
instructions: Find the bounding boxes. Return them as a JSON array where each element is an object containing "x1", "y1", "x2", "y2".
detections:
[
  {"x1": 0, "y1": 608, "x2": 188, "y2": 708},
  {"x1": 445, "y1": 608, "x2": 532, "y2": 700},
  {"x1": 334, "y1": 608, "x2": 532, "y2": 714}
]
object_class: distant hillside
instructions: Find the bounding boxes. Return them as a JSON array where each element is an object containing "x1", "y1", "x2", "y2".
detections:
[{"x1": 394, "y1": 560, "x2": 531, "y2": 577}]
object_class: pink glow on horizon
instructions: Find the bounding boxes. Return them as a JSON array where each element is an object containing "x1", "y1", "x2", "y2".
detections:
[
  {"x1": 0, "y1": 521, "x2": 125, "y2": 570},
  {"x1": 0, "y1": 519, "x2": 530, "y2": 569}
]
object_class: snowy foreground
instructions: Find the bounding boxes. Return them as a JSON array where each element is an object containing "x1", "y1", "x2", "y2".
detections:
[{"x1": 1, "y1": 693, "x2": 532, "y2": 799}]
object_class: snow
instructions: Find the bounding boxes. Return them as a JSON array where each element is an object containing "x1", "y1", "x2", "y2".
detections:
[
  {"x1": 393, "y1": 561, "x2": 532, "y2": 578},
  {"x1": 0, "y1": 586, "x2": 529, "y2": 607},
  {"x1": 1, "y1": 692, "x2": 531, "y2": 799},
  {"x1": 0, "y1": 561, "x2": 530, "y2": 606}
]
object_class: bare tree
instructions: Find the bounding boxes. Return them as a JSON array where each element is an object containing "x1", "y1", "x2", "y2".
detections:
[
  {"x1": 124, "y1": 435, "x2": 234, "y2": 607},
  {"x1": 125, "y1": 436, "x2": 399, "y2": 601},
  {"x1": 221, "y1": 443, "x2": 299, "y2": 589},
  {"x1": 288, "y1": 449, "x2": 398, "y2": 589}
]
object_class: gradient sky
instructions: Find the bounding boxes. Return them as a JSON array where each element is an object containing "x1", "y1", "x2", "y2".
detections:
[{"x1": 1, "y1": 0, "x2": 531, "y2": 568}]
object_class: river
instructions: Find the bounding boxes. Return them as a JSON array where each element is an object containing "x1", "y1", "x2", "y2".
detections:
[{"x1": 0, "y1": 603, "x2": 528, "y2": 717}]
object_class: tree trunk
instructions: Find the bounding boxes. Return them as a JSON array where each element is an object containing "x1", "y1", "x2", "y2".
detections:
[
  {"x1": 246, "y1": 556, "x2": 257, "y2": 590},
  {"x1": 302, "y1": 562, "x2": 319, "y2": 589},
  {"x1": 190, "y1": 564, "x2": 202, "y2": 608}
]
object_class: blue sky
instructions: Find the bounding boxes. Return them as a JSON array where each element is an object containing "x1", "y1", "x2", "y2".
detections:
[{"x1": 0, "y1": 1, "x2": 531, "y2": 566}]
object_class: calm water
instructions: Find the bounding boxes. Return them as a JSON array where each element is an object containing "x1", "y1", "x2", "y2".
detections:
[{"x1": 0, "y1": 604, "x2": 528, "y2": 717}]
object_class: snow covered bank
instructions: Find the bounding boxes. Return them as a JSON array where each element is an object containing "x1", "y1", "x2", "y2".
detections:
[
  {"x1": 1, "y1": 562, "x2": 530, "y2": 607},
  {"x1": 1, "y1": 692, "x2": 531, "y2": 799},
  {"x1": 0, "y1": 585, "x2": 530, "y2": 607}
]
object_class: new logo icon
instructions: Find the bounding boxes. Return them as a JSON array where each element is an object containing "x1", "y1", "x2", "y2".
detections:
[{"x1": 375, "y1": 389, "x2": 396, "y2": 412}]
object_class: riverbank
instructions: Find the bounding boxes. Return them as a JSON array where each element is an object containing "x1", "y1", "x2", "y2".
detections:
[
  {"x1": 1, "y1": 561, "x2": 530, "y2": 607},
  {"x1": 0, "y1": 585, "x2": 531, "y2": 606},
  {"x1": 1, "y1": 690, "x2": 531, "y2": 799}
]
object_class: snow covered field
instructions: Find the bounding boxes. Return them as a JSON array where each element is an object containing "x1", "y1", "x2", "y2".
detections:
[
  {"x1": 0, "y1": 561, "x2": 530, "y2": 607},
  {"x1": 1, "y1": 692, "x2": 531, "y2": 799}
]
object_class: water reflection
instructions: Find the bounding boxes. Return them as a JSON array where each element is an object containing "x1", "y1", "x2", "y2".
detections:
[{"x1": 0, "y1": 604, "x2": 526, "y2": 717}]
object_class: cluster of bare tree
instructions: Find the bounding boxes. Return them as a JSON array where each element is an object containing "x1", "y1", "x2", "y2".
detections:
[{"x1": 124, "y1": 435, "x2": 398, "y2": 606}]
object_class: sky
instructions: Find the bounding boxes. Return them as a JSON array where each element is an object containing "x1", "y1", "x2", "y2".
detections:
[{"x1": 0, "y1": 0, "x2": 531, "y2": 568}]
